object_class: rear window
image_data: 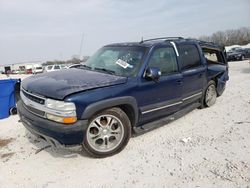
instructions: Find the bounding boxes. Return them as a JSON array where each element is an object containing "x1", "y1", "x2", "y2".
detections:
[{"x1": 178, "y1": 44, "x2": 201, "y2": 70}]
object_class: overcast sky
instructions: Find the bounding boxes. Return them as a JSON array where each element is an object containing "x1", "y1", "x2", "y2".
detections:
[{"x1": 0, "y1": 0, "x2": 249, "y2": 65}]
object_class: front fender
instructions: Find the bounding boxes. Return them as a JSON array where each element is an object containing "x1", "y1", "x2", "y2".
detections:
[{"x1": 81, "y1": 96, "x2": 138, "y2": 123}]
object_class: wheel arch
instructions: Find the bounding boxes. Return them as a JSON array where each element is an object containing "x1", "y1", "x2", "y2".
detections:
[{"x1": 81, "y1": 96, "x2": 138, "y2": 127}]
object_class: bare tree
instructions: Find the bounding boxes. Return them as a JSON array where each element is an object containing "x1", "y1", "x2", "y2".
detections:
[{"x1": 198, "y1": 27, "x2": 250, "y2": 46}]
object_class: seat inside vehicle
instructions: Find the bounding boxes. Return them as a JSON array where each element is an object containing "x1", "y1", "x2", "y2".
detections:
[{"x1": 202, "y1": 48, "x2": 226, "y2": 65}]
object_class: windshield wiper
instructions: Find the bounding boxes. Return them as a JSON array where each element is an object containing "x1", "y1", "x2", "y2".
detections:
[
  {"x1": 80, "y1": 65, "x2": 92, "y2": 70},
  {"x1": 94, "y1": 67, "x2": 116, "y2": 75}
]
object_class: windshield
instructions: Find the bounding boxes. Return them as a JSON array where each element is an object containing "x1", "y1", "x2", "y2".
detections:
[
  {"x1": 85, "y1": 46, "x2": 146, "y2": 77},
  {"x1": 35, "y1": 67, "x2": 43, "y2": 70}
]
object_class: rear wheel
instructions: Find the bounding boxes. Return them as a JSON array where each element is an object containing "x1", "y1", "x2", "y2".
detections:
[
  {"x1": 241, "y1": 55, "x2": 245, "y2": 61},
  {"x1": 83, "y1": 108, "x2": 131, "y2": 158},
  {"x1": 200, "y1": 80, "x2": 217, "y2": 108},
  {"x1": 204, "y1": 81, "x2": 217, "y2": 107}
]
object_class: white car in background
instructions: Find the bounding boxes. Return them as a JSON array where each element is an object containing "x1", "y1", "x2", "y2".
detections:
[
  {"x1": 45, "y1": 65, "x2": 62, "y2": 72},
  {"x1": 33, "y1": 66, "x2": 43, "y2": 74}
]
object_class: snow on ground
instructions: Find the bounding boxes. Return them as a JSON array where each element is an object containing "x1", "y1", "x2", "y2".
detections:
[
  {"x1": 0, "y1": 61, "x2": 250, "y2": 188},
  {"x1": 225, "y1": 43, "x2": 250, "y2": 52}
]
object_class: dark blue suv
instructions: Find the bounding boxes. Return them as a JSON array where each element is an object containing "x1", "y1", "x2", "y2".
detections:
[{"x1": 17, "y1": 37, "x2": 229, "y2": 157}]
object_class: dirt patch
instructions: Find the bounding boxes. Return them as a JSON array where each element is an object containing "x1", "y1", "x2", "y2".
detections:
[
  {"x1": 0, "y1": 138, "x2": 14, "y2": 148},
  {"x1": 1, "y1": 152, "x2": 15, "y2": 159}
]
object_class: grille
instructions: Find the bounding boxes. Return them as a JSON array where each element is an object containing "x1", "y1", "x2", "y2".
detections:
[
  {"x1": 26, "y1": 105, "x2": 45, "y2": 117},
  {"x1": 22, "y1": 90, "x2": 45, "y2": 105}
]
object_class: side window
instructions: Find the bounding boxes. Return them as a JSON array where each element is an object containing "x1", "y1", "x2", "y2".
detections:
[
  {"x1": 203, "y1": 48, "x2": 225, "y2": 64},
  {"x1": 147, "y1": 47, "x2": 178, "y2": 75},
  {"x1": 178, "y1": 44, "x2": 201, "y2": 70}
]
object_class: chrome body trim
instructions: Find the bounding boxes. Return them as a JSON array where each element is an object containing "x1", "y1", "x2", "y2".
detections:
[
  {"x1": 141, "y1": 92, "x2": 202, "y2": 114},
  {"x1": 142, "y1": 101, "x2": 183, "y2": 114},
  {"x1": 170, "y1": 41, "x2": 179, "y2": 56},
  {"x1": 20, "y1": 89, "x2": 75, "y2": 117},
  {"x1": 182, "y1": 92, "x2": 202, "y2": 101},
  {"x1": 22, "y1": 88, "x2": 46, "y2": 100}
]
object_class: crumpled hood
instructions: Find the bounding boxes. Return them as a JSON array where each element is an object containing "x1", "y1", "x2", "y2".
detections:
[{"x1": 22, "y1": 69, "x2": 127, "y2": 99}]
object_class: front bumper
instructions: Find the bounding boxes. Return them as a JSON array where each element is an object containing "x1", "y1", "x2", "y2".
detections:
[{"x1": 17, "y1": 100, "x2": 88, "y2": 148}]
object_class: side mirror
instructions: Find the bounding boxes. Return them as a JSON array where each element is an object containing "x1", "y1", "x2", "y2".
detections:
[{"x1": 145, "y1": 67, "x2": 161, "y2": 81}]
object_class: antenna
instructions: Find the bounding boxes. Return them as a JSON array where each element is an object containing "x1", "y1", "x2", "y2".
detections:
[
  {"x1": 78, "y1": 32, "x2": 84, "y2": 59},
  {"x1": 140, "y1": 36, "x2": 144, "y2": 44}
]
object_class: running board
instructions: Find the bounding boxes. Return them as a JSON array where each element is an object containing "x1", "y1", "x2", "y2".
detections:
[{"x1": 133, "y1": 102, "x2": 200, "y2": 135}]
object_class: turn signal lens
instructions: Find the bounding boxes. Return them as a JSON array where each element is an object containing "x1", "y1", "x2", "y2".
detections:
[
  {"x1": 46, "y1": 113, "x2": 77, "y2": 124},
  {"x1": 63, "y1": 117, "x2": 77, "y2": 124}
]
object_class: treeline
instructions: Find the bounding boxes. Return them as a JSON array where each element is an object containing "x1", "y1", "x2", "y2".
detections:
[
  {"x1": 198, "y1": 27, "x2": 250, "y2": 46},
  {"x1": 42, "y1": 56, "x2": 89, "y2": 66}
]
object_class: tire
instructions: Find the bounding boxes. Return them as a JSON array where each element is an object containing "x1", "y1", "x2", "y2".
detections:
[
  {"x1": 83, "y1": 107, "x2": 131, "y2": 158},
  {"x1": 9, "y1": 107, "x2": 17, "y2": 115},
  {"x1": 200, "y1": 80, "x2": 217, "y2": 108},
  {"x1": 204, "y1": 80, "x2": 217, "y2": 107},
  {"x1": 241, "y1": 55, "x2": 245, "y2": 61}
]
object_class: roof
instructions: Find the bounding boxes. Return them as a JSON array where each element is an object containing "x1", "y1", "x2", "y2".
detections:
[{"x1": 104, "y1": 37, "x2": 224, "y2": 51}]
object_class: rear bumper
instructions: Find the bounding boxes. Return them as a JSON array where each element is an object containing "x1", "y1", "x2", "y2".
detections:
[
  {"x1": 17, "y1": 100, "x2": 88, "y2": 148},
  {"x1": 216, "y1": 71, "x2": 228, "y2": 96}
]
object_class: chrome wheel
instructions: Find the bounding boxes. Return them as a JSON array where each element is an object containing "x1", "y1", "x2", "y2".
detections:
[
  {"x1": 86, "y1": 115, "x2": 125, "y2": 153},
  {"x1": 205, "y1": 84, "x2": 217, "y2": 107}
]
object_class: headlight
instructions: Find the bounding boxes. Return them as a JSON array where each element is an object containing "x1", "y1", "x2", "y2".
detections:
[
  {"x1": 45, "y1": 99, "x2": 76, "y2": 111},
  {"x1": 45, "y1": 98, "x2": 77, "y2": 124}
]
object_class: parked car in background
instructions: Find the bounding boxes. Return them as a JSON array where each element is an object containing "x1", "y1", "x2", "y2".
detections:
[
  {"x1": 227, "y1": 47, "x2": 246, "y2": 61},
  {"x1": 6, "y1": 70, "x2": 12, "y2": 74},
  {"x1": 18, "y1": 37, "x2": 229, "y2": 158},
  {"x1": 244, "y1": 48, "x2": 250, "y2": 59},
  {"x1": 45, "y1": 65, "x2": 62, "y2": 72},
  {"x1": 12, "y1": 70, "x2": 20, "y2": 74},
  {"x1": 18, "y1": 70, "x2": 26, "y2": 74},
  {"x1": 33, "y1": 66, "x2": 43, "y2": 74},
  {"x1": 60, "y1": 64, "x2": 67, "y2": 69},
  {"x1": 26, "y1": 69, "x2": 33, "y2": 74}
]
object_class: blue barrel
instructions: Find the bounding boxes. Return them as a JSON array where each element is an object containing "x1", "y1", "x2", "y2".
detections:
[{"x1": 0, "y1": 79, "x2": 19, "y2": 119}]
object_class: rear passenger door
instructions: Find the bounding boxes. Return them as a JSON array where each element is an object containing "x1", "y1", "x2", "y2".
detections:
[{"x1": 177, "y1": 43, "x2": 206, "y2": 105}]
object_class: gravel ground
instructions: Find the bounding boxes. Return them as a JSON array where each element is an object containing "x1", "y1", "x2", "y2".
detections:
[{"x1": 0, "y1": 61, "x2": 250, "y2": 188}]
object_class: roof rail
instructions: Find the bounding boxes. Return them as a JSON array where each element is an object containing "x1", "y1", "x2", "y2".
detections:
[
  {"x1": 140, "y1": 37, "x2": 184, "y2": 43},
  {"x1": 186, "y1": 38, "x2": 223, "y2": 48}
]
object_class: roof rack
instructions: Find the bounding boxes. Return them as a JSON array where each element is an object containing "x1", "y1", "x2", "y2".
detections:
[
  {"x1": 186, "y1": 38, "x2": 223, "y2": 49},
  {"x1": 140, "y1": 37, "x2": 184, "y2": 43}
]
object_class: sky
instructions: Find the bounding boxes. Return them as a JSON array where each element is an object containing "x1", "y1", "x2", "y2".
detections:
[{"x1": 0, "y1": 0, "x2": 249, "y2": 65}]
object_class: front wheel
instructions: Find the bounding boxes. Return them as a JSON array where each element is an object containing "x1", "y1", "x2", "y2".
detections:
[{"x1": 83, "y1": 108, "x2": 131, "y2": 158}]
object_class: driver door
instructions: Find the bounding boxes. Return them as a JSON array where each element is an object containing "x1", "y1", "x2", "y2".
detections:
[{"x1": 136, "y1": 46, "x2": 183, "y2": 123}]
